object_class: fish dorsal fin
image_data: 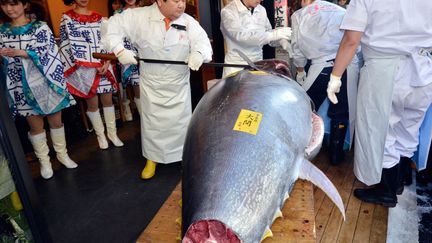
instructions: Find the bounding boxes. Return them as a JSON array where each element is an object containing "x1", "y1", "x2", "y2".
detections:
[
  {"x1": 305, "y1": 112, "x2": 324, "y2": 160},
  {"x1": 299, "y1": 159, "x2": 346, "y2": 220}
]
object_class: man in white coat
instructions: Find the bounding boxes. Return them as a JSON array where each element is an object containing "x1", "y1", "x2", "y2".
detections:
[
  {"x1": 220, "y1": 0, "x2": 292, "y2": 77},
  {"x1": 101, "y1": 0, "x2": 213, "y2": 179},
  {"x1": 329, "y1": 0, "x2": 432, "y2": 207},
  {"x1": 291, "y1": 0, "x2": 359, "y2": 165}
]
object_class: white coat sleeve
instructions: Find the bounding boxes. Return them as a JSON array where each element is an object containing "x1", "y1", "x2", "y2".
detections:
[
  {"x1": 188, "y1": 17, "x2": 213, "y2": 63},
  {"x1": 220, "y1": 9, "x2": 272, "y2": 47},
  {"x1": 291, "y1": 12, "x2": 307, "y2": 68},
  {"x1": 100, "y1": 8, "x2": 138, "y2": 53},
  {"x1": 340, "y1": 0, "x2": 368, "y2": 32}
]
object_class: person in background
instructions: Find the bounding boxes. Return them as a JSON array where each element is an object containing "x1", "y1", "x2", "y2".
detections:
[
  {"x1": 0, "y1": 0, "x2": 77, "y2": 179},
  {"x1": 113, "y1": 0, "x2": 141, "y2": 121},
  {"x1": 337, "y1": 0, "x2": 347, "y2": 8},
  {"x1": 109, "y1": 0, "x2": 123, "y2": 16},
  {"x1": 220, "y1": 0, "x2": 292, "y2": 77},
  {"x1": 291, "y1": 0, "x2": 359, "y2": 165},
  {"x1": 328, "y1": 0, "x2": 432, "y2": 207},
  {"x1": 60, "y1": 0, "x2": 124, "y2": 150},
  {"x1": 138, "y1": 0, "x2": 155, "y2": 7},
  {"x1": 101, "y1": 0, "x2": 212, "y2": 179}
]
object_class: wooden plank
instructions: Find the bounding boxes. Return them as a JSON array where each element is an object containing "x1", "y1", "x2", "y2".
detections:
[
  {"x1": 336, "y1": 189, "x2": 362, "y2": 243},
  {"x1": 335, "y1": 167, "x2": 360, "y2": 243},
  {"x1": 320, "y1": 159, "x2": 356, "y2": 242},
  {"x1": 315, "y1": 159, "x2": 351, "y2": 242},
  {"x1": 320, "y1": 187, "x2": 351, "y2": 243},
  {"x1": 137, "y1": 180, "x2": 316, "y2": 243},
  {"x1": 369, "y1": 205, "x2": 388, "y2": 243},
  {"x1": 352, "y1": 202, "x2": 376, "y2": 243}
]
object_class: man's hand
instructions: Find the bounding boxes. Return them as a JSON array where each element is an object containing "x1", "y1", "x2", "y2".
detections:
[
  {"x1": 115, "y1": 48, "x2": 137, "y2": 65},
  {"x1": 187, "y1": 51, "x2": 203, "y2": 71},
  {"x1": 279, "y1": 39, "x2": 293, "y2": 58},
  {"x1": 296, "y1": 70, "x2": 307, "y2": 85},
  {"x1": 270, "y1": 27, "x2": 292, "y2": 42},
  {"x1": 327, "y1": 74, "x2": 342, "y2": 104}
]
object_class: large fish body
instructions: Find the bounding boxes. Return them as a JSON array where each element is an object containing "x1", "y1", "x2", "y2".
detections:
[{"x1": 182, "y1": 70, "x2": 342, "y2": 242}]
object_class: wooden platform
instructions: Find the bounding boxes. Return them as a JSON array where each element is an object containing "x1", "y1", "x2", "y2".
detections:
[
  {"x1": 312, "y1": 150, "x2": 388, "y2": 243},
  {"x1": 137, "y1": 180, "x2": 316, "y2": 243},
  {"x1": 136, "y1": 149, "x2": 389, "y2": 243}
]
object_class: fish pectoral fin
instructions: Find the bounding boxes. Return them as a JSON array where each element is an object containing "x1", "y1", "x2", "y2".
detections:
[
  {"x1": 305, "y1": 112, "x2": 324, "y2": 159},
  {"x1": 299, "y1": 159, "x2": 346, "y2": 220}
]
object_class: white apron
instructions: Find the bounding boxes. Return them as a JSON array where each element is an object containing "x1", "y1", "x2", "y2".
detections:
[
  {"x1": 302, "y1": 55, "x2": 359, "y2": 146},
  {"x1": 354, "y1": 57, "x2": 400, "y2": 185},
  {"x1": 138, "y1": 31, "x2": 191, "y2": 164}
]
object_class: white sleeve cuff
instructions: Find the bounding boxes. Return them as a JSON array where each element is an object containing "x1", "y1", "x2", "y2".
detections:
[{"x1": 113, "y1": 44, "x2": 125, "y2": 55}]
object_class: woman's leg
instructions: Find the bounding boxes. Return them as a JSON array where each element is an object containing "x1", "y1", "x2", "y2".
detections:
[
  {"x1": 101, "y1": 93, "x2": 124, "y2": 147},
  {"x1": 47, "y1": 111, "x2": 78, "y2": 168},
  {"x1": 122, "y1": 86, "x2": 133, "y2": 121},
  {"x1": 26, "y1": 115, "x2": 53, "y2": 179},
  {"x1": 85, "y1": 95, "x2": 109, "y2": 149}
]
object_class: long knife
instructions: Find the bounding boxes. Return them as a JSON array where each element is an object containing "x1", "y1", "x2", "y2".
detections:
[{"x1": 92, "y1": 53, "x2": 250, "y2": 68}]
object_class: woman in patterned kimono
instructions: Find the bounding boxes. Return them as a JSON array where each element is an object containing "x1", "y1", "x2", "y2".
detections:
[
  {"x1": 0, "y1": 0, "x2": 77, "y2": 179},
  {"x1": 114, "y1": 0, "x2": 141, "y2": 121},
  {"x1": 60, "y1": 0, "x2": 124, "y2": 150}
]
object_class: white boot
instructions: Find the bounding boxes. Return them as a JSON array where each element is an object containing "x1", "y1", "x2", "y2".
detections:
[
  {"x1": 28, "y1": 131, "x2": 53, "y2": 179},
  {"x1": 103, "y1": 106, "x2": 124, "y2": 147},
  {"x1": 86, "y1": 110, "x2": 109, "y2": 149},
  {"x1": 50, "y1": 126, "x2": 78, "y2": 169},
  {"x1": 134, "y1": 97, "x2": 142, "y2": 116},
  {"x1": 122, "y1": 99, "x2": 133, "y2": 121}
]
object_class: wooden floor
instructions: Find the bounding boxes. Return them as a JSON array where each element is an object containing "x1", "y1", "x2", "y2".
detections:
[
  {"x1": 312, "y1": 149, "x2": 388, "y2": 243},
  {"x1": 137, "y1": 146, "x2": 388, "y2": 243},
  {"x1": 138, "y1": 180, "x2": 316, "y2": 243}
]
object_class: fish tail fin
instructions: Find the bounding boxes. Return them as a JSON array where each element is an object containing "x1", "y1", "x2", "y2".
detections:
[{"x1": 299, "y1": 159, "x2": 346, "y2": 220}]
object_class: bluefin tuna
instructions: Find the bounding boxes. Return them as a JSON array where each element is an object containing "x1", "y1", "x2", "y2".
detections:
[{"x1": 181, "y1": 67, "x2": 345, "y2": 243}]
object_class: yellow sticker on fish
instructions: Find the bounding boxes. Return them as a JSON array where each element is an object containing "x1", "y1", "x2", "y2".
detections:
[{"x1": 233, "y1": 109, "x2": 263, "y2": 135}]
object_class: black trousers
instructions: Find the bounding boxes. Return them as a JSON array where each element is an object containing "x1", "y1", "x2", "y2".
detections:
[{"x1": 305, "y1": 63, "x2": 349, "y2": 121}]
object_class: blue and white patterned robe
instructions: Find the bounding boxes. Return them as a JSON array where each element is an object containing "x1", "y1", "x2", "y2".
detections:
[
  {"x1": 0, "y1": 21, "x2": 75, "y2": 117},
  {"x1": 114, "y1": 8, "x2": 140, "y2": 87},
  {"x1": 59, "y1": 10, "x2": 117, "y2": 98}
]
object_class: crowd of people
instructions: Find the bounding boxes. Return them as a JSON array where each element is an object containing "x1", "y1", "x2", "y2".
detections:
[{"x1": 0, "y1": 0, "x2": 430, "y2": 211}]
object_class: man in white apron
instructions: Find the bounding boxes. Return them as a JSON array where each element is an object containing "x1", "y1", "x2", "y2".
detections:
[
  {"x1": 220, "y1": 0, "x2": 292, "y2": 77},
  {"x1": 101, "y1": 0, "x2": 213, "y2": 179},
  {"x1": 329, "y1": 0, "x2": 432, "y2": 207},
  {"x1": 291, "y1": 0, "x2": 359, "y2": 165}
]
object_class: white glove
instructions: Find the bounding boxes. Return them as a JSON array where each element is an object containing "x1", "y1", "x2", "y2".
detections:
[
  {"x1": 187, "y1": 51, "x2": 203, "y2": 71},
  {"x1": 296, "y1": 70, "x2": 306, "y2": 85},
  {"x1": 327, "y1": 74, "x2": 342, "y2": 104},
  {"x1": 269, "y1": 27, "x2": 292, "y2": 42},
  {"x1": 115, "y1": 48, "x2": 137, "y2": 65},
  {"x1": 279, "y1": 39, "x2": 293, "y2": 58}
]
